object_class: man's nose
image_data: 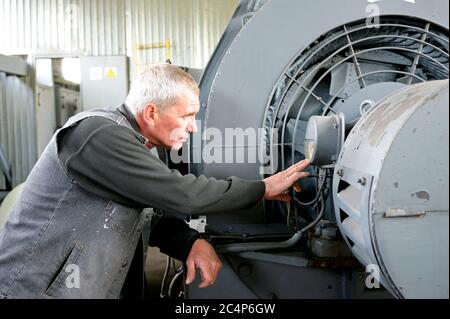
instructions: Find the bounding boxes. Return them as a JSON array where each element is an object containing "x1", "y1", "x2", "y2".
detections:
[{"x1": 187, "y1": 119, "x2": 198, "y2": 134}]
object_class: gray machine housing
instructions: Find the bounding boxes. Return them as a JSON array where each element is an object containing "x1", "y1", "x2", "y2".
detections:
[{"x1": 182, "y1": 0, "x2": 449, "y2": 299}]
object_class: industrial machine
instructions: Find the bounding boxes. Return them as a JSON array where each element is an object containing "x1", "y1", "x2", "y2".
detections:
[{"x1": 177, "y1": 0, "x2": 449, "y2": 299}]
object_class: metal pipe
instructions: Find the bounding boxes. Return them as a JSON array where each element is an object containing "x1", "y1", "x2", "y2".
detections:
[
  {"x1": 168, "y1": 269, "x2": 184, "y2": 299},
  {"x1": 216, "y1": 194, "x2": 325, "y2": 254},
  {"x1": 135, "y1": 39, "x2": 172, "y2": 62}
]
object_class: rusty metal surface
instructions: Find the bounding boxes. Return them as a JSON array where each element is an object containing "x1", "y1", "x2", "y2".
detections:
[{"x1": 334, "y1": 80, "x2": 449, "y2": 298}]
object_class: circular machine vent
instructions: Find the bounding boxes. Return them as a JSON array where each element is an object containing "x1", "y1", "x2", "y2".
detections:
[{"x1": 261, "y1": 17, "x2": 449, "y2": 225}]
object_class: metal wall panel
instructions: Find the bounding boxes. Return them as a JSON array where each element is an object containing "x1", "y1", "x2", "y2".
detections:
[
  {"x1": 0, "y1": 0, "x2": 238, "y2": 185},
  {"x1": 125, "y1": 0, "x2": 238, "y2": 75},
  {"x1": 0, "y1": 0, "x2": 239, "y2": 75},
  {"x1": 0, "y1": 0, "x2": 127, "y2": 56},
  {"x1": 0, "y1": 72, "x2": 36, "y2": 187}
]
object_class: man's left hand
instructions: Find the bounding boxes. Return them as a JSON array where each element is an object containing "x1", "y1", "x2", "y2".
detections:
[{"x1": 185, "y1": 239, "x2": 222, "y2": 288}]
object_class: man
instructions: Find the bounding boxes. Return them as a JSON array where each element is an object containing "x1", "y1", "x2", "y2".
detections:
[{"x1": 0, "y1": 64, "x2": 310, "y2": 299}]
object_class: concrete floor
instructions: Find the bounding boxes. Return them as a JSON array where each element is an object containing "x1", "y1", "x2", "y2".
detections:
[{"x1": 144, "y1": 247, "x2": 183, "y2": 299}]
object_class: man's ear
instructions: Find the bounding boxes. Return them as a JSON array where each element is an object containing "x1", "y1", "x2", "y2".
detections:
[{"x1": 142, "y1": 103, "x2": 158, "y2": 127}]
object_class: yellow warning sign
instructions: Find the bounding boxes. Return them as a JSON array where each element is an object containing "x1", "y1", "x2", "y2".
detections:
[{"x1": 105, "y1": 67, "x2": 117, "y2": 79}]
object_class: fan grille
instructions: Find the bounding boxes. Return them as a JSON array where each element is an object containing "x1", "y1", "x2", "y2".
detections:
[{"x1": 262, "y1": 17, "x2": 449, "y2": 172}]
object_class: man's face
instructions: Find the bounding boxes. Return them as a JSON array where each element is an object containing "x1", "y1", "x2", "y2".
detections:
[{"x1": 146, "y1": 92, "x2": 200, "y2": 150}]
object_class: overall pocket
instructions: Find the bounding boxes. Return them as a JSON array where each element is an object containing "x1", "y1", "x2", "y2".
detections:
[
  {"x1": 103, "y1": 202, "x2": 141, "y2": 238},
  {"x1": 44, "y1": 242, "x2": 83, "y2": 297}
]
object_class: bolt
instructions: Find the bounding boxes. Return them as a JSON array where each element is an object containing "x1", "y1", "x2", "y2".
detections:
[
  {"x1": 322, "y1": 227, "x2": 338, "y2": 239},
  {"x1": 357, "y1": 177, "x2": 367, "y2": 186},
  {"x1": 336, "y1": 169, "x2": 343, "y2": 177}
]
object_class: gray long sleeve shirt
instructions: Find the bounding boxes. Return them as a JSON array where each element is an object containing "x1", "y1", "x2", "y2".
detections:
[{"x1": 57, "y1": 104, "x2": 265, "y2": 260}]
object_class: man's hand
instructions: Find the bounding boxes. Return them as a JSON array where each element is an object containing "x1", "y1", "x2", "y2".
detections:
[
  {"x1": 263, "y1": 159, "x2": 310, "y2": 201},
  {"x1": 185, "y1": 239, "x2": 222, "y2": 288}
]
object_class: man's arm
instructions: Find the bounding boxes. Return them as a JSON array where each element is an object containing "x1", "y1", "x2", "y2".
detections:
[
  {"x1": 148, "y1": 213, "x2": 222, "y2": 288},
  {"x1": 58, "y1": 117, "x2": 265, "y2": 216},
  {"x1": 148, "y1": 212, "x2": 200, "y2": 262}
]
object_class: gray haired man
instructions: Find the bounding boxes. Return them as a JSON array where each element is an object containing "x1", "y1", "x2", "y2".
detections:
[{"x1": 0, "y1": 64, "x2": 310, "y2": 299}]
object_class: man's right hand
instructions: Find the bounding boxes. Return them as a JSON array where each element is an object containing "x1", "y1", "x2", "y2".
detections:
[
  {"x1": 185, "y1": 239, "x2": 222, "y2": 289},
  {"x1": 263, "y1": 160, "x2": 310, "y2": 201}
]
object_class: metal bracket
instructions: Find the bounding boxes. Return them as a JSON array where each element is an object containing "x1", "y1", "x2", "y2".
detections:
[{"x1": 0, "y1": 54, "x2": 27, "y2": 76}]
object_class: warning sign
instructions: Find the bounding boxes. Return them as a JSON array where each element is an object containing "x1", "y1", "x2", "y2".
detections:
[{"x1": 105, "y1": 67, "x2": 117, "y2": 79}]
